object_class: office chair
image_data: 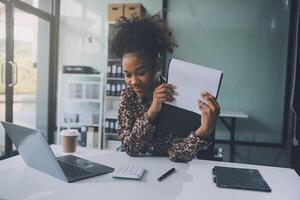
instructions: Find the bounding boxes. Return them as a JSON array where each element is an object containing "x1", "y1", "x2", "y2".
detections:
[{"x1": 196, "y1": 130, "x2": 223, "y2": 161}]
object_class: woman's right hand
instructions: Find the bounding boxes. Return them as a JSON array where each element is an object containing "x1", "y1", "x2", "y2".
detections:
[{"x1": 147, "y1": 83, "x2": 175, "y2": 122}]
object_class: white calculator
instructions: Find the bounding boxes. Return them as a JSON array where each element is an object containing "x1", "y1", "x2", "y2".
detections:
[{"x1": 112, "y1": 165, "x2": 145, "y2": 180}]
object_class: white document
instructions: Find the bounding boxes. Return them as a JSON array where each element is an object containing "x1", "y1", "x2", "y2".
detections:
[{"x1": 166, "y1": 58, "x2": 223, "y2": 114}]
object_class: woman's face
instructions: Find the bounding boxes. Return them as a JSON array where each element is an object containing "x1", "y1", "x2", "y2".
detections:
[{"x1": 122, "y1": 53, "x2": 157, "y2": 97}]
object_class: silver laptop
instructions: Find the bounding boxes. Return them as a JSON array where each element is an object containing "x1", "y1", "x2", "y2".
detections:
[{"x1": 1, "y1": 121, "x2": 114, "y2": 183}]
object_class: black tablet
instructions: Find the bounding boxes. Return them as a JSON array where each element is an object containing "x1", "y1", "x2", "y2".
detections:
[{"x1": 212, "y1": 166, "x2": 272, "y2": 192}]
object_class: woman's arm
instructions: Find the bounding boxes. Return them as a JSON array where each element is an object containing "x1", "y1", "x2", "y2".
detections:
[
  {"x1": 117, "y1": 90, "x2": 156, "y2": 156},
  {"x1": 168, "y1": 92, "x2": 220, "y2": 162},
  {"x1": 168, "y1": 132, "x2": 210, "y2": 162}
]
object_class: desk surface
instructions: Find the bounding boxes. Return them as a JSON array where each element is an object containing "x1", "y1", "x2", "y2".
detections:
[
  {"x1": 220, "y1": 111, "x2": 249, "y2": 118},
  {"x1": 0, "y1": 145, "x2": 299, "y2": 200}
]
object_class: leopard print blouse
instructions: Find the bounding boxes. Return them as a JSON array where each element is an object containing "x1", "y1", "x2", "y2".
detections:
[{"x1": 117, "y1": 86, "x2": 210, "y2": 162}]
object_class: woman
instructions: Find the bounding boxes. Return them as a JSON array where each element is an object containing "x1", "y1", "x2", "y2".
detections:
[{"x1": 111, "y1": 16, "x2": 220, "y2": 162}]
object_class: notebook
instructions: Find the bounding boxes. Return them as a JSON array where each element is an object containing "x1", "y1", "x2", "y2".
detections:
[
  {"x1": 212, "y1": 166, "x2": 272, "y2": 192},
  {"x1": 156, "y1": 58, "x2": 223, "y2": 136}
]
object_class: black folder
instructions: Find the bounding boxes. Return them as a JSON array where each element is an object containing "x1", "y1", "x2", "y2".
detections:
[
  {"x1": 212, "y1": 166, "x2": 272, "y2": 192},
  {"x1": 156, "y1": 104, "x2": 201, "y2": 136},
  {"x1": 155, "y1": 58, "x2": 223, "y2": 137}
]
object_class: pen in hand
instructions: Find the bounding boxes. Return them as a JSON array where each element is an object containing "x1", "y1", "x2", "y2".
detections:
[{"x1": 157, "y1": 167, "x2": 176, "y2": 182}]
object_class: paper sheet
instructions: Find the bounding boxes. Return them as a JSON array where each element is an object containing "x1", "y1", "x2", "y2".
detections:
[{"x1": 166, "y1": 58, "x2": 223, "y2": 114}]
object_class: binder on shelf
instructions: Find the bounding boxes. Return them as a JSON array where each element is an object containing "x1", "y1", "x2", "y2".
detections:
[
  {"x1": 107, "y1": 65, "x2": 112, "y2": 77},
  {"x1": 106, "y1": 83, "x2": 110, "y2": 95},
  {"x1": 110, "y1": 83, "x2": 113, "y2": 96},
  {"x1": 78, "y1": 126, "x2": 87, "y2": 147},
  {"x1": 116, "y1": 84, "x2": 121, "y2": 96},
  {"x1": 115, "y1": 122, "x2": 118, "y2": 132},
  {"x1": 86, "y1": 127, "x2": 95, "y2": 148},
  {"x1": 105, "y1": 120, "x2": 110, "y2": 132},
  {"x1": 120, "y1": 66, "x2": 124, "y2": 78},
  {"x1": 105, "y1": 118, "x2": 118, "y2": 133},
  {"x1": 106, "y1": 82, "x2": 124, "y2": 97},
  {"x1": 116, "y1": 65, "x2": 121, "y2": 77},
  {"x1": 112, "y1": 64, "x2": 117, "y2": 77},
  {"x1": 112, "y1": 83, "x2": 116, "y2": 96},
  {"x1": 109, "y1": 119, "x2": 114, "y2": 132}
]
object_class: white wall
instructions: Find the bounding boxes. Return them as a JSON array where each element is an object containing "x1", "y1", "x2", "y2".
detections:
[
  {"x1": 58, "y1": 0, "x2": 162, "y2": 73},
  {"x1": 59, "y1": 0, "x2": 106, "y2": 73},
  {"x1": 167, "y1": 0, "x2": 290, "y2": 143}
]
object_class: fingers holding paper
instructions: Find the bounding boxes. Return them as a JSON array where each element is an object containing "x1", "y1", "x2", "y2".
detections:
[
  {"x1": 195, "y1": 92, "x2": 220, "y2": 138},
  {"x1": 147, "y1": 83, "x2": 176, "y2": 122},
  {"x1": 199, "y1": 92, "x2": 220, "y2": 111}
]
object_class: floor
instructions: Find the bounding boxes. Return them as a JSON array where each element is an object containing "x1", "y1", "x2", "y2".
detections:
[{"x1": 215, "y1": 143, "x2": 290, "y2": 167}]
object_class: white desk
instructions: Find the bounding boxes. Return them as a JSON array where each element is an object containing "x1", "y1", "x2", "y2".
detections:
[{"x1": 0, "y1": 145, "x2": 299, "y2": 200}]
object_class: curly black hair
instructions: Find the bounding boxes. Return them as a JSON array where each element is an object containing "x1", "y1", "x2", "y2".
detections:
[{"x1": 110, "y1": 15, "x2": 177, "y2": 65}]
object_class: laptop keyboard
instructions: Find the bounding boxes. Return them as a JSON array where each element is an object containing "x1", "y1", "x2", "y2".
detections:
[
  {"x1": 57, "y1": 155, "x2": 99, "y2": 168},
  {"x1": 58, "y1": 160, "x2": 93, "y2": 178},
  {"x1": 58, "y1": 154, "x2": 80, "y2": 164}
]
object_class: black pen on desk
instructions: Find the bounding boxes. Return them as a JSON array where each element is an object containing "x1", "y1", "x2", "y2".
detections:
[{"x1": 157, "y1": 167, "x2": 176, "y2": 182}]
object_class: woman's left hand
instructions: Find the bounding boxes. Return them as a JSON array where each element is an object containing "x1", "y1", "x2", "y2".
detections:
[{"x1": 195, "y1": 92, "x2": 220, "y2": 138}]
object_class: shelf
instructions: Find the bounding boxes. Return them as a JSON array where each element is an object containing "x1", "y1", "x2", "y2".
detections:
[
  {"x1": 59, "y1": 125, "x2": 100, "y2": 129},
  {"x1": 61, "y1": 73, "x2": 102, "y2": 78},
  {"x1": 106, "y1": 132, "x2": 118, "y2": 135},
  {"x1": 68, "y1": 80, "x2": 102, "y2": 84},
  {"x1": 103, "y1": 21, "x2": 124, "y2": 147},
  {"x1": 105, "y1": 116, "x2": 118, "y2": 120},
  {"x1": 67, "y1": 98, "x2": 100, "y2": 103},
  {"x1": 60, "y1": 122, "x2": 100, "y2": 128},
  {"x1": 106, "y1": 132, "x2": 120, "y2": 140},
  {"x1": 106, "y1": 77, "x2": 125, "y2": 81},
  {"x1": 57, "y1": 72, "x2": 104, "y2": 149},
  {"x1": 106, "y1": 96, "x2": 121, "y2": 100},
  {"x1": 105, "y1": 110, "x2": 118, "y2": 118},
  {"x1": 108, "y1": 58, "x2": 122, "y2": 62}
]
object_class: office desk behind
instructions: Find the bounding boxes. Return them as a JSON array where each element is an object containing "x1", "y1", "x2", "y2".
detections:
[
  {"x1": 0, "y1": 145, "x2": 299, "y2": 200},
  {"x1": 219, "y1": 110, "x2": 249, "y2": 162}
]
